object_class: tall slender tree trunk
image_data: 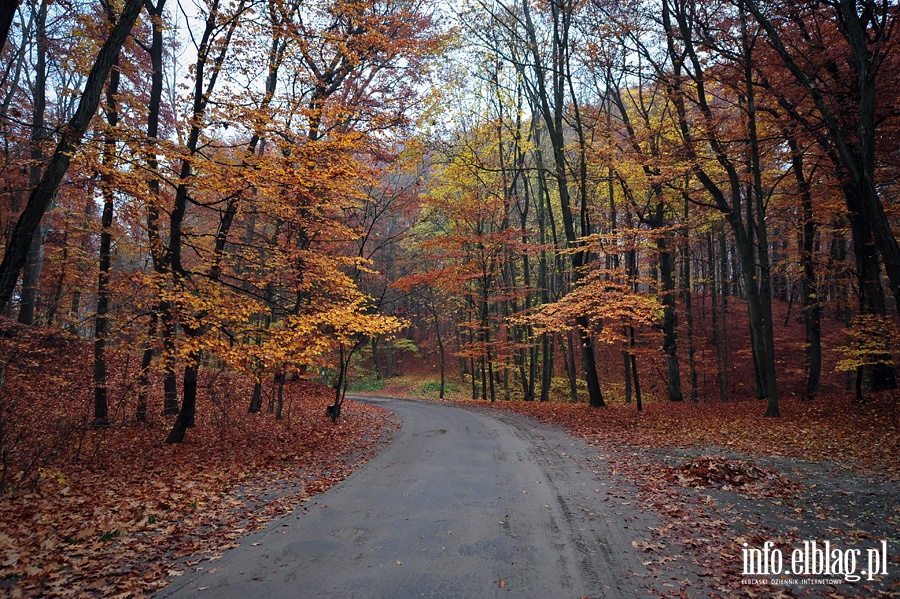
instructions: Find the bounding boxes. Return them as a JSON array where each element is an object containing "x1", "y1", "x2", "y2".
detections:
[
  {"x1": 248, "y1": 378, "x2": 263, "y2": 413},
  {"x1": 630, "y1": 326, "x2": 642, "y2": 412},
  {"x1": 658, "y1": 230, "x2": 683, "y2": 401},
  {"x1": 17, "y1": 0, "x2": 49, "y2": 326},
  {"x1": 274, "y1": 367, "x2": 285, "y2": 420},
  {"x1": 533, "y1": 124, "x2": 554, "y2": 402},
  {"x1": 564, "y1": 330, "x2": 578, "y2": 403},
  {"x1": 719, "y1": 227, "x2": 731, "y2": 401},
  {"x1": 786, "y1": 134, "x2": 822, "y2": 398},
  {"x1": 681, "y1": 199, "x2": 698, "y2": 402},
  {"x1": 427, "y1": 300, "x2": 446, "y2": 399},
  {"x1": 137, "y1": 0, "x2": 175, "y2": 418},
  {"x1": 92, "y1": 41, "x2": 123, "y2": 427},
  {"x1": 708, "y1": 230, "x2": 728, "y2": 403},
  {"x1": 135, "y1": 310, "x2": 157, "y2": 422}
]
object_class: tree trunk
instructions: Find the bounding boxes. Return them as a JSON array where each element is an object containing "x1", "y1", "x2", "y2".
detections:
[
  {"x1": 630, "y1": 326, "x2": 642, "y2": 412},
  {"x1": 658, "y1": 230, "x2": 683, "y2": 401},
  {"x1": 385, "y1": 339, "x2": 394, "y2": 379},
  {"x1": 137, "y1": 0, "x2": 172, "y2": 417},
  {"x1": 248, "y1": 379, "x2": 262, "y2": 413},
  {"x1": 564, "y1": 330, "x2": 578, "y2": 403},
  {"x1": 165, "y1": 355, "x2": 198, "y2": 443},
  {"x1": 18, "y1": 225, "x2": 49, "y2": 325},
  {"x1": 17, "y1": 0, "x2": 48, "y2": 326},
  {"x1": 371, "y1": 336, "x2": 381, "y2": 380},
  {"x1": 161, "y1": 304, "x2": 179, "y2": 415},
  {"x1": 848, "y1": 208, "x2": 896, "y2": 391},
  {"x1": 718, "y1": 227, "x2": 731, "y2": 401},
  {"x1": 787, "y1": 134, "x2": 822, "y2": 398},
  {"x1": 708, "y1": 230, "x2": 727, "y2": 403},
  {"x1": 540, "y1": 335, "x2": 552, "y2": 402},
  {"x1": 274, "y1": 368, "x2": 285, "y2": 420},
  {"x1": 681, "y1": 200, "x2": 698, "y2": 402},
  {"x1": 92, "y1": 42, "x2": 122, "y2": 427},
  {"x1": 746, "y1": 76, "x2": 780, "y2": 416},
  {"x1": 45, "y1": 224, "x2": 68, "y2": 326},
  {"x1": 0, "y1": 0, "x2": 16, "y2": 52},
  {"x1": 135, "y1": 311, "x2": 157, "y2": 422}
]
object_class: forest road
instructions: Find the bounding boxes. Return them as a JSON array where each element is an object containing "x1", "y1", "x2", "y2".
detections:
[{"x1": 155, "y1": 396, "x2": 653, "y2": 599}]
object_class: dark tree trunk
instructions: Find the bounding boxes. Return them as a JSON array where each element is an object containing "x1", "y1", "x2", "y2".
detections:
[
  {"x1": 0, "y1": 0, "x2": 144, "y2": 312},
  {"x1": 630, "y1": 327, "x2": 642, "y2": 412},
  {"x1": 18, "y1": 0, "x2": 49, "y2": 326},
  {"x1": 165, "y1": 355, "x2": 198, "y2": 443},
  {"x1": 248, "y1": 379, "x2": 262, "y2": 413},
  {"x1": 708, "y1": 230, "x2": 728, "y2": 403},
  {"x1": 92, "y1": 36, "x2": 122, "y2": 427},
  {"x1": 849, "y1": 208, "x2": 897, "y2": 391},
  {"x1": 559, "y1": 332, "x2": 574, "y2": 402},
  {"x1": 274, "y1": 369, "x2": 285, "y2": 420},
  {"x1": 540, "y1": 335, "x2": 552, "y2": 402},
  {"x1": 161, "y1": 304, "x2": 179, "y2": 415},
  {"x1": 787, "y1": 134, "x2": 822, "y2": 398},
  {"x1": 658, "y1": 230, "x2": 683, "y2": 401},
  {"x1": 682, "y1": 199, "x2": 698, "y2": 402},
  {"x1": 0, "y1": 0, "x2": 16, "y2": 53},
  {"x1": 431, "y1": 305, "x2": 445, "y2": 399},
  {"x1": 135, "y1": 312, "x2": 157, "y2": 422},
  {"x1": 719, "y1": 228, "x2": 731, "y2": 401},
  {"x1": 137, "y1": 0, "x2": 171, "y2": 417}
]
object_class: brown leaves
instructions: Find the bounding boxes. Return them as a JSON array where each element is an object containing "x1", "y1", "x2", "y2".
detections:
[
  {"x1": 463, "y1": 394, "x2": 900, "y2": 479},
  {"x1": 665, "y1": 456, "x2": 802, "y2": 499},
  {"x1": 455, "y1": 393, "x2": 898, "y2": 595},
  {"x1": 0, "y1": 377, "x2": 399, "y2": 598}
]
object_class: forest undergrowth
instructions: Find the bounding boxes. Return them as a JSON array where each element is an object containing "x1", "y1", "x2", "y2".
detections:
[{"x1": 0, "y1": 324, "x2": 399, "y2": 598}]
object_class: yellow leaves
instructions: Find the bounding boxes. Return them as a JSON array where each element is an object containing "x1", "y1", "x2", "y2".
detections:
[
  {"x1": 37, "y1": 468, "x2": 66, "y2": 485},
  {"x1": 834, "y1": 314, "x2": 899, "y2": 372},
  {"x1": 524, "y1": 270, "x2": 661, "y2": 343}
]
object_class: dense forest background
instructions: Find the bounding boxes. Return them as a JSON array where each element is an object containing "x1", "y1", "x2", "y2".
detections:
[
  {"x1": 1, "y1": 0, "x2": 899, "y2": 454},
  {"x1": 1, "y1": 1, "x2": 900, "y2": 595}
]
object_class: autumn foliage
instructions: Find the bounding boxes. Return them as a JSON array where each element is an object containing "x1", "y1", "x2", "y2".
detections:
[
  {"x1": 0, "y1": 323, "x2": 398, "y2": 598},
  {"x1": 0, "y1": 0, "x2": 899, "y2": 594}
]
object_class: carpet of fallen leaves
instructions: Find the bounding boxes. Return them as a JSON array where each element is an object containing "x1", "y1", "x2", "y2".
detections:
[
  {"x1": 457, "y1": 395, "x2": 899, "y2": 597},
  {"x1": 463, "y1": 394, "x2": 900, "y2": 478},
  {"x1": 665, "y1": 456, "x2": 803, "y2": 498},
  {"x1": 0, "y1": 324, "x2": 399, "y2": 598}
]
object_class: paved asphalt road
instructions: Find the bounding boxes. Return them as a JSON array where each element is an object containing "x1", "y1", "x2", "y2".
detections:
[{"x1": 156, "y1": 396, "x2": 654, "y2": 599}]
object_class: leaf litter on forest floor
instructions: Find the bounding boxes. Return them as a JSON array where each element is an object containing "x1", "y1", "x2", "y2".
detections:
[
  {"x1": 0, "y1": 381, "x2": 399, "y2": 599},
  {"x1": 452, "y1": 394, "x2": 899, "y2": 597}
]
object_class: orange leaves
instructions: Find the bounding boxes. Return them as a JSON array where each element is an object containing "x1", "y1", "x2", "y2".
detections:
[{"x1": 525, "y1": 269, "x2": 661, "y2": 343}]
